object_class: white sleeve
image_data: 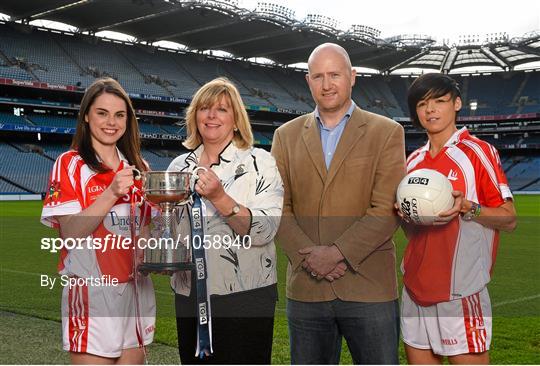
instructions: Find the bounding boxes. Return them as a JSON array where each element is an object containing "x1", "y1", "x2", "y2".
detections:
[{"x1": 245, "y1": 149, "x2": 284, "y2": 246}]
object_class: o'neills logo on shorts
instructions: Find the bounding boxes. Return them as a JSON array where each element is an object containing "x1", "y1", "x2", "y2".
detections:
[{"x1": 441, "y1": 338, "x2": 458, "y2": 346}]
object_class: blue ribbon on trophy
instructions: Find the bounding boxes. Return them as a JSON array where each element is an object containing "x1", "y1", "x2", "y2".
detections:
[
  {"x1": 132, "y1": 166, "x2": 213, "y2": 357},
  {"x1": 190, "y1": 191, "x2": 213, "y2": 358}
]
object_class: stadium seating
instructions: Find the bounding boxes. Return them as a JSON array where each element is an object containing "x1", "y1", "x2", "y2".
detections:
[
  {"x1": 159, "y1": 124, "x2": 186, "y2": 136},
  {"x1": 0, "y1": 65, "x2": 33, "y2": 80},
  {"x1": 1, "y1": 23, "x2": 539, "y2": 195},
  {"x1": 0, "y1": 178, "x2": 22, "y2": 193},
  {"x1": 0, "y1": 142, "x2": 188, "y2": 193},
  {"x1": 264, "y1": 69, "x2": 315, "y2": 111},
  {"x1": 42, "y1": 144, "x2": 71, "y2": 160},
  {"x1": 2, "y1": 140, "x2": 537, "y2": 193},
  {"x1": 1, "y1": 23, "x2": 538, "y2": 119},
  {"x1": 0, "y1": 142, "x2": 54, "y2": 193},
  {"x1": 138, "y1": 122, "x2": 167, "y2": 135},
  {"x1": 117, "y1": 44, "x2": 201, "y2": 99},
  {"x1": 141, "y1": 149, "x2": 177, "y2": 171},
  {"x1": 504, "y1": 156, "x2": 540, "y2": 190},
  {"x1": 0, "y1": 111, "x2": 34, "y2": 126},
  {"x1": 27, "y1": 114, "x2": 76, "y2": 129},
  {"x1": 0, "y1": 26, "x2": 95, "y2": 87}
]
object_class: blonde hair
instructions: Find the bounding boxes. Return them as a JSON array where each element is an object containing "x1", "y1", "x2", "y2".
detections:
[{"x1": 183, "y1": 77, "x2": 254, "y2": 150}]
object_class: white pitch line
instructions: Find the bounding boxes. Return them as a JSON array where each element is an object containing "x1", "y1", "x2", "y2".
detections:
[
  {"x1": 1, "y1": 268, "x2": 49, "y2": 276},
  {"x1": 492, "y1": 294, "x2": 540, "y2": 308}
]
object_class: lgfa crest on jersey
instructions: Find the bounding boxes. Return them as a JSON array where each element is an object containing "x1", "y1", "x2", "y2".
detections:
[{"x1": 47, "y1": 180, "x2": 61, "y2": 203}]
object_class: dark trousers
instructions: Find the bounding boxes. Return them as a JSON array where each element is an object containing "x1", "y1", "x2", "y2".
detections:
[
  {"x1": 175, "y1": 282, "x2": 277, "y2": 365},
  {"x1": 287, "y1": 298, "x2": 400, "y2": 365}
]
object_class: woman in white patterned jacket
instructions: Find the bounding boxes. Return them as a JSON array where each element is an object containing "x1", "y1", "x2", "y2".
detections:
[{"x1": 168, "y1": 77, "x2": 283, "y2": 364}]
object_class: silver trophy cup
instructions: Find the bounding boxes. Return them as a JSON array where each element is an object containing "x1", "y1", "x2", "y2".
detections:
[{"x1": 134, "y1": 168, "x2": 206, "y2": 273}]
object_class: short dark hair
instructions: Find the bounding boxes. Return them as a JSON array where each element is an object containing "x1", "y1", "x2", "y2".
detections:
[{"x1": 407, "y1": 73, "x2": 461, "y2": 129}]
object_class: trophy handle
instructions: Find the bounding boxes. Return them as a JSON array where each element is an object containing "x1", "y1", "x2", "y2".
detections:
[
  {"x1": 132, "y1": 168, "x2": 142, "y2": 181},
  {"x1": 175, "y1": 167, "x2": 208, "y2": 206},
  {"x1": 191, "y1": 167, "x2": 208, "y2": 192},
  {"x1": 130, "y1": 168, "x2": 145, "y2": 206}
]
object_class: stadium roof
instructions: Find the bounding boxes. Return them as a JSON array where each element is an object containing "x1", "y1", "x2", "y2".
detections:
[{"x1": 1, "y1": 0, "x2": 539, "y2": 73}]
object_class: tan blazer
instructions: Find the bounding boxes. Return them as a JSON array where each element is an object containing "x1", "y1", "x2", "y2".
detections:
[{"x1": 271, "y1": 106, "x2": 406, "y2": 302}]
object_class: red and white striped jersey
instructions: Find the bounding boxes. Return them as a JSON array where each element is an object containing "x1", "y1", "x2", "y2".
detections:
[
  {"x1": 402, "y1": 128, "x2": 512, "y2": 306},
  {"x1": 41, "y1": 150, "x2": 149, "y2": 283}
]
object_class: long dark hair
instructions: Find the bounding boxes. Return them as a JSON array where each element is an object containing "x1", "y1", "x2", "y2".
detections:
[{"x1": 71, "y1": 78, "x2": 146, "y2": 172}]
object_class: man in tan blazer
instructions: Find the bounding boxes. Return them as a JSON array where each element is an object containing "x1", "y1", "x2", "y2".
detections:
[{"x1": 271, "y1": 43, "x2": 406, "y2": 364}]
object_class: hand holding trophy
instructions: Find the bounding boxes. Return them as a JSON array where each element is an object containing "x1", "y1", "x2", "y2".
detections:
[{"x1": 133, "y1": 167, "x2": 207, "y2": 274}]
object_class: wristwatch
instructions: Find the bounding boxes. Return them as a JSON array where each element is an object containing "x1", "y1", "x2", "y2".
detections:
[
  {"x1": 224, "y1": 203, "x2": 241, "y2": 218},
  {"x1": 462, "y1": 201, "x2": 481, "y2": 221}
]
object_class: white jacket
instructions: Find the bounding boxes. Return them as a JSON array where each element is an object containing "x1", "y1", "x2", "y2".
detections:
[{"x1": 168, "y1": 142, "x2": 284, "y2": 296}]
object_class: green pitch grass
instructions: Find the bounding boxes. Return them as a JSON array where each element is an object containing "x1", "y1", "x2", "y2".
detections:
[{"x1": 1, "y1": 196, "x2": 539, "y2": 364}]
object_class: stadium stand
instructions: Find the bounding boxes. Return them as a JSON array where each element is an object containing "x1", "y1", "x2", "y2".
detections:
[
  {"x1": 27, "y1": 114, "x2": 75, "y2": 129},
  {"x1": 138, "y1": 122, "x2": 167, "y2": 135},
  {"x1": 42, "y1": 144, "x2": 70, "y2": 160},
  {"x1": 0, "y1": 178, "x2": 22, "y2": 193},
  {"x1": 118, "y1": 44, "x2": 201, "y2": 99},
  {"x1": 159, "y1": 124, "x2": 186, "y2": 136},
  {"x1": 0, "y1": 26, "x2": 95, "y2": 87},
  {"x1": 1, "y1": 22, "x2": 538, "y2": 119},
  {"x1": 504, "y1": 156, "x2": 540, "y2": 191},
  {"x1": 0, "y1": 111, "x2": 34, "y2": 126},
  {"x1": 0, "y1": 141, "x2": 185, "y2": 192},
  {"x1": 141, "y1": 149, "x2": 178, "y2": 171},
  {"x1": 0, "y1": 19, "x2": 538, "y2": 195},
  {"x1": 0, "y1": 142, "x2": 54, "y2": 193}
]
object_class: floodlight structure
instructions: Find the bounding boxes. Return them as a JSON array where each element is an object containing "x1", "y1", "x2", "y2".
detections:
[
  {"x1": 253, "y1": 2, "x2": 296, "y2": 27},
  {"x1": 255, "y1": 2, "x2": 295, "y2": 22},
  {"x1": 458, "y1": 32, "x2": 508, "y2": 46},
  {"x1": 176, "y1": 0, "x2": 244, "y2": 16},
  {"x1": 386, "y1": 34, "x2": 436, "y2": 48},
  {"x1": 302, "y1": 14, "x2": 339, "y2": 36},
  {"x1": 340, "y1": 24, "x2": 381, "y2": 45}
]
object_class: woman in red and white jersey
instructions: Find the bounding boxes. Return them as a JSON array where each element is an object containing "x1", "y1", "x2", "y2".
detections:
[
  {"x1": 398, "y1": 73, "x2": 516, "y2": 364},
  {"x1": 41, "y1": 78, "x2": 155, "y2": 364}
]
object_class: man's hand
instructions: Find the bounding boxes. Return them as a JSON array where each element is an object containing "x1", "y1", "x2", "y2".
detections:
[
  {"x1": 299, "y1": 245, "x2": 345, "y2": 278},
  {"x1": 324, "y1": 261, "x2": 348, "y2": 282}
]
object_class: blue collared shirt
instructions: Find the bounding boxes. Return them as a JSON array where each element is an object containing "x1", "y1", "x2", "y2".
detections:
[{"x1": 315, "y1": 101, "x2": 356, "y2": 169}]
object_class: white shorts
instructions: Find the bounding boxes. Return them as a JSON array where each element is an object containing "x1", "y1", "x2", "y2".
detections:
[
  {"x1": 61, "y1": 276, "x2": 156, "y2": 358},
  {"x1": 401, "y1": 286, "x2": 492, "y2": 356}
]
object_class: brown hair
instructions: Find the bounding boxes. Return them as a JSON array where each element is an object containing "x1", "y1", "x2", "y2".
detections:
[
  {"x1": 71, "y1": 78, "x2": 146, "y2": 172},
  {"x1": 183, "y1": 77, "x2": 254, "y2": 150}
]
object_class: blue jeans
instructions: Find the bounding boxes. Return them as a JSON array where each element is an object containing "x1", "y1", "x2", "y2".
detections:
[{"x1": 287, "y1": 298, "x2": 399, "y2": 364}]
